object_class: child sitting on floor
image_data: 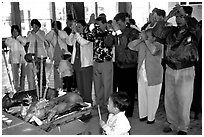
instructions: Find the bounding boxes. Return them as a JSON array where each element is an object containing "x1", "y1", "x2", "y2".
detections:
[
  {"x1": 99, "y1": 92, "x2": 131, "y2": 135},
  {"x1": 58, "y1": 53, "x2": 73, "y2": 92}
]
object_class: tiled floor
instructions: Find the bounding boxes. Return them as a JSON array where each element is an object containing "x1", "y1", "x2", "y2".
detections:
[{"x1": 2, "y1": 52, "x2": 202, "y2": 135}]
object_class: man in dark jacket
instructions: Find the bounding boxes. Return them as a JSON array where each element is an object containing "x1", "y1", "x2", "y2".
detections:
[
  {"x1": 112, "y1": 12, "x2": 140, "y2": 117},
  {"x1": 153, "y1": 5, "x2": 199, "y2": 135}
]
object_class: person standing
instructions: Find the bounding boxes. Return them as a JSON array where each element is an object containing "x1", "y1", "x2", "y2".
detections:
[
  {"x1": 141, "y1": 8, "x2": 158, "y2": 31},
  {"x1": 92, "y1": 16, "x2": 115, "y2": 108},
  {"x1": 5, "y1": 25, "x2": 27, "y2": 92},
  {"x1": 26, "y1": 19, "x2": 48, "y2": 91},
  {"x1": 112, "y1": 12, "x2": 140, "y2": 117},
  {"x1": 69, "y1": 19, "x2": 94, "y2": 103},
  {"x1": 46, "y1": 21, "x2": 70, "y2": 90},
  {"x1": 58, "y1": 54, "x2": 73, "y2": 92},
  {"x1": 107, "y1": 20, "x2": 117, "y2": 93},
  {"x1": 128, "y1": 29, "x2": 163, "y2": 124},
  {"x1": 153, "y1": 5, "x2": 199, "y2": 135},
  {"x1": 129, "y1": 18, "x2": 141, "y2": 32},
  {"x1": 191, "y1": 20, "x2": 202, "y2": 119},
  {"x1": 63, "y1": 15, "x2": 75, "y2": 36}
]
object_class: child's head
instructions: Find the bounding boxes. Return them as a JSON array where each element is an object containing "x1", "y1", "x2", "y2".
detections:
[
  {"x1": 107, "y1": 92, "x2": 130, "y2": 114},
  {"x1": 145, "y1": 29, "x2": 156, "y2": 43}
]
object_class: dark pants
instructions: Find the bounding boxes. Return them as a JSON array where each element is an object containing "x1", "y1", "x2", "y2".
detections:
[
  {"x1": 75, "y1": 66, "x2": 93, "y2": 103},
  {"x1": 62, "y1": 76, "x2": 73, "y2": 92},
  {"x1": 191, "y1": 62, "x2": 202, "y2": 117},
  {"x1": 36, "y1": 59, "x2": 46, "y2": 88},
  {"x1": 12, "y1": 63, "x2": 26, "y2": 91},
  {"x1": 115, "y1": 65, "x2": 138, "y2": 117},
  {"x1": 191, "y1": 38, "x2": 202, "y2": 118},
  {"x1": 161, "y1": 59, "x2": 166, "y2": 100}
]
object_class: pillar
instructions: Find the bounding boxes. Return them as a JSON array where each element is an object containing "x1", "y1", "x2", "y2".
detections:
[
  {"x1": 66, "y1": 2, "x2": 85, "y2": 20},
  {"x1": 118, "y1": 2, "x2": 132, "y2": 18},
  {"x1": 10, "y1": 2, "x2": 21, "y2": 29}
]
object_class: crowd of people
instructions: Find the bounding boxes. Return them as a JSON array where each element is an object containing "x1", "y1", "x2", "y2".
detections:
[{"x1": 4, "y1": 4, "x2": 201, "y2": 135}]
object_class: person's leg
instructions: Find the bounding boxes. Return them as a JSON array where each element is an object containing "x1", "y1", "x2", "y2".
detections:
[
  {"x1": 26, "y1": 63, "x2": 35, "y2": 90},
  {"x1": 36, "y1": 60, "x2": 40, "y2": 88},
  {"x1": 147, "y1": 83, "x2": 162, "y2": 121},
  {"x1": 42, "y1": 60, "x2": 46, "y2": 87},
  {"x1": 118, "y1": 67, "x2": 137, "y2": 117},
  {"x1": 12, "y1": 63, "x2": 20, "y2": 91},
  {"x1": 66, "y1": 76, "x2": 73, "y2": 92},
  {"x1": 75, "y1": 70, "x2": 84, "y2": 95},
  {"x1": 101, "y1": 61, "x2": 113, "y2": 106},
  {"x1": 176, "y1": 67, "x2": 195, "y2": 133},
  {"x1": 191, "y1": 63, "x2": 202, "y2": 119},
  {"x1": 138, "y1": 75, "x2": 148, "y2": 119},
  {"x1": 164, "y1": 66, "x2": 179, "y2": 131},
  {"x1": 36, "y1": 59, "x2": 46, "y2": 88},
  {"x1": 20, "y1": 63, "x2": 26, "y2": 91},
  {"x1": 81, "y1": 66, "x2": 93, "y2": 103},
  {"x1": 126, "y1": 67, "x2": 137, "y2": 117},
  {"x1": 72, "y1": 71, "x2": 77, "y2": 90},
  {"x1": 93, "y1": 62, "x2": 103, "y2": 106},
  {"x1": 54, "y1": 62, "x2": 62, "y2": 89},
  {"x1": 62, "y1": 76, "x2": 68, "y2": 92},
  {"x1": 113, "y1": 62, "x2": 118, "y2": 92},
  {"x1": 62, "y1": 76, "x2": 72, "y2": 92}
]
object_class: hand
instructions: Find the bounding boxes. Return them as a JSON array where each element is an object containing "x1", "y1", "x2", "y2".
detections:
[
  {"x1": 88, "y1": 13, "x2": 95, "y2": 24},
  {"x1": 16, "y1": 36, "x2": 23, "y2": 44},
  {"x1": 175, "y1": 4, "x2": 181, "y2": 10},
  {"x1": 168, "y1": 8, "x2": 178, "y2": 18},
  {"x1": 178, "y1": 6, "x2": 186, "y2": 16},
  {"x1": 71, "y1": 22, "x2": 77, "y2": 34},
  {"x1": 140, "y1": 31, "x2": 147, "y2": 41},
  {"x1": 31, "y1": 30, "x2": 36, "y2": 34},
  {"x1": 112, "y1": 20, "x2": 120, "y2": 32},
  {"x1": 100, "y1": 120, "x2": 105, "y2": 127}
]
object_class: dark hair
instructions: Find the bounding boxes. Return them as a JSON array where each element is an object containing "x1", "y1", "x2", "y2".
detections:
[
  {"x1": 11, "y1": 25, "x2": 21, "y2": 35},
  {"x1": 95, "y1": 16, "x2": 107, "y2": 24},
  {"x1": 31, "y1": 19, "x2": 41, "y2": 28},
  {"x1": 129, "y1": 18, "x2": 136, "y2": 25},
  {"x1": 182, "y1": 6, "x2": 193, "y2": 16},
  {"x1": 155, "y1": 9, "x2": 166, "y2": 18},
  {"x1": 76, "y1": 19, "x2": 87, "y2": 27},
  {"x1": 114, "y1": 12, "x2": 130, "y2": 22},
  {"x1": 107, "y1": 20, "x2": 112, "y2": 24},
  {"x1": 99, "y1": 13, "x2": 106, "y2": 18},
  {"x1": 152, "y1": 8, "x2": 158, "y2": 13},
  {"x1": 51, "y1": 21, "x2": 62, "y2": 30},
  {"x1": 110, "y1": 92, "x2": 130, "y2": 112},
  {"x1": 67, "y1": 14, "x2": 74, "y2": 21}
]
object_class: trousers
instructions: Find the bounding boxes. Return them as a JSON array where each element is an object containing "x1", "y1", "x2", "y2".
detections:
[
  {"x1": 93, "y1": 61, "x2": 113, "y2": 107},
  {"x1": 138, "y1": 71, "x2": 162, "y2": 121},
  {"x1": 165, "y1": 66, "x2": 195, "y2": 132},
  {"x1": 12, "y1": 63, "x2": 26, "y2": 91}
]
